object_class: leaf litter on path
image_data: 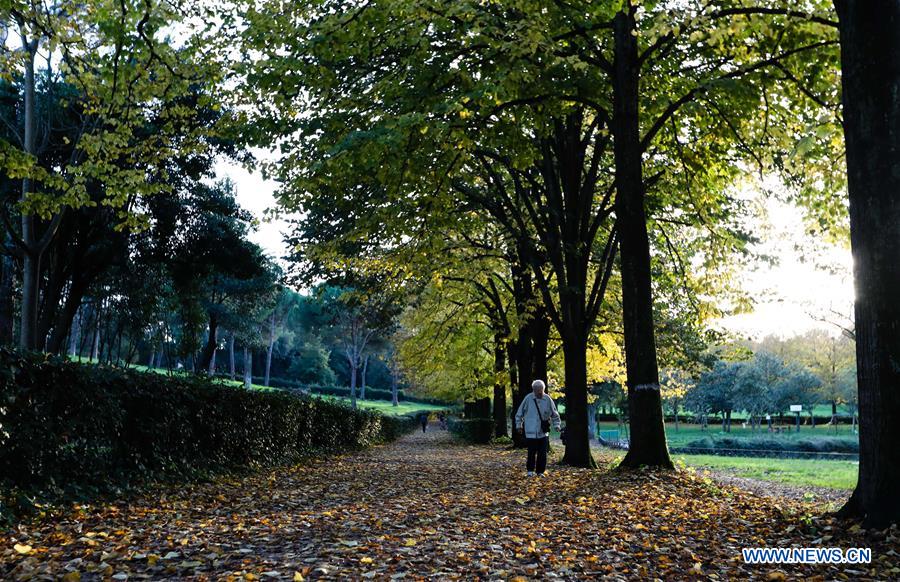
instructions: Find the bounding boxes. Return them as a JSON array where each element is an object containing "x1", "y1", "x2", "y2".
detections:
[{"x1": 2, "y1": 429, "x2": 898, "y2": 580}]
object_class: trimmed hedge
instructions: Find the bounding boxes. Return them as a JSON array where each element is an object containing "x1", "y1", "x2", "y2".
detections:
[
  {"x1": 680, "y1": 435, "x2": 859, "y2": 456},
  {"x1": 0, "y1": 349, "x2": 418, "y2": 502},
  {"x1": 448, "y1": 418, "x2": 494, "y2": 444}
]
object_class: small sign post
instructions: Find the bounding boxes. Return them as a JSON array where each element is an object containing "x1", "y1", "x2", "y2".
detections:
[{"x1": 790, "y1": 404, "x2": 803, "y2": 432}]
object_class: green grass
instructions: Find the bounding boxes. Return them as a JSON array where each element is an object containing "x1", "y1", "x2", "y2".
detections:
[
  {"x1": 672, "y1": 454, "x2": 858, "y2": 490},
  {"x1": 70, "y1": 356, "x2": 444, "y2": 417},
  {"x1": 598, "y1": 449, "x2": 857, "y2": 490},
  {"x1": 596, "y1": 421, "x2": 859, "y2": 446},
  {"x1": 312, "y1": 394, "x2": 447, "y2": 416}
]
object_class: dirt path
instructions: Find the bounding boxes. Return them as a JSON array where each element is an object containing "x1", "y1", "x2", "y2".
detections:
[{"x1": 3, "y1": 427, "x2": 897, "y2": 580}]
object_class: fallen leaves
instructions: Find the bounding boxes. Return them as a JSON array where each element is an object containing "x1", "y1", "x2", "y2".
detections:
[{"x1": 2, "y1": 429, "x2": 899, "y2": 580}]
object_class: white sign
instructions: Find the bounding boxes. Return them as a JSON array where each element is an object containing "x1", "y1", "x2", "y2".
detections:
[{"x1": 790, "y1": 405, "x2": 803, "y2": 412}]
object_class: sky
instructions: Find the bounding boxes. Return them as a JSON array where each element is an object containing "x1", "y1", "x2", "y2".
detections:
[{"x1": 216, "y1": 162, "x2": 855, "y2": 341}]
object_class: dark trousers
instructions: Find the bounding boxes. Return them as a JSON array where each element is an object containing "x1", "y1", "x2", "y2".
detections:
[
  {"x1": 421, "y1": 422, "x2": 427, "y2": 433},
  {"x1": 526, "y1": 437, "x2": 549, "y2": 474}
]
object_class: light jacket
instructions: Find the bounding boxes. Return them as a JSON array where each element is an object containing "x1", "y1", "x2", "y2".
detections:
[{"x1": 514, "y1": 393, "x2": 562, "y2": 438}]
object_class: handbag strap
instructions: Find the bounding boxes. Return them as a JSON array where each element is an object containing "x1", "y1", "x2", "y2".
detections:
[{"x1": 532, "y1": 397, "x2": 547, "y2": 421}]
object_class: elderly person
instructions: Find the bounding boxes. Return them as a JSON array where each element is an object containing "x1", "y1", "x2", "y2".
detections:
[{"x1": 514, "y1": 379, "x2": 562, "y2": 477}]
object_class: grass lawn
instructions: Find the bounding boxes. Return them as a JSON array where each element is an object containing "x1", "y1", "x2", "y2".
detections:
[
  {"x1": 311, "y1": 394, "x2": 448, "y2": 416},
  {"x1": 596, "y1": 449, "x2": 857, "y2": 490},
  {"x1": 595, "y1": 421, "x2": 859, "y2": 446},
  {"x1": 673, "y1": 454, "x2": 858, "y2": 490},
  {"x1": 71, "y1": 356, "x2": 445, "y2": 417}
]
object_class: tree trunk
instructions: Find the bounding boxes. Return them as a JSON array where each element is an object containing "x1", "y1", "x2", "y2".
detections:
[
  {"x1": 834, "y1": 0, "x2": 900, "y2": 527},
  {"x1": 0, "y1": 251, "x2": 15, "y2": 346},
  {"x1": 228, "y1": 332, "x2": 236, "y2": 380},
  {"x1": 560, "y1": 333, "x2": 596, "y2": 468},
  {"x1": 199, "y1": 313, "x2": 219, "y2": 373},
  {"x1": 360, "y1": 354, "x2": 368, "y2": 400},
  {"x1": 614, "y1": 6, "x2": 672, "y2": 469},
  {"x1": 265, "y1": 313, "x2": 276, "y2": 386},
  {"x1": 507, "y1": 331, "x2": 526, "y2": 448},
  {"x1": 90, "y1": 305, "x2": 101, "y2": 362},
  {"x1": 243, "y1": 346, "x2": 252, "y2": 388},
  {"x1": 349, "y1": 355, "x2": 358, "y2": 409},
  {"x1": 492, "y1": 334, "x2": 508, "y2": 438},
  {"x1": 68, "y1": 306, "x2": 80, "y2": 358},
  {"x1": 391, "y1": 362, "x2": 399, "y2": 406},
  {"x1": 532, "y1": 309, "x2": 551, "y2": 382}
]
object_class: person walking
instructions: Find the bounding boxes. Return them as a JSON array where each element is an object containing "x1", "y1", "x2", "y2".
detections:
[
  {"x1": 514, "y1": 379, "x2": 561, "y2": 477},
  {"x1": 419, "y1": 412, "x2": 429, "y2": 433}
]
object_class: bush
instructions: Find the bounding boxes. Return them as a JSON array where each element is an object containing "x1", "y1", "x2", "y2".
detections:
[
  {"x1": 448, "y1": 418, "x2": 494, "y2": 444},
  {"x1": 679, "y1": 435, "x2": 859, "y2": 457},
  {"x1": 0, "y1": 349, "x2": 418, "y2": 504}
]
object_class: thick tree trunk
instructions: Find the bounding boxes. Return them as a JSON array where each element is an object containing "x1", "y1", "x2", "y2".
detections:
[
  {"x1": 613, "y1": 6, "x2": 673, "y2": 469},
  {"x1": 492, "y1": 334, "x2": 508, "y2": 438},
  {"x1": 531, "y1": 309, "x2": 551, "y2": 382},
  {"x1": 243, "y1": 346, "x2": 252, "y2": 389},
  {"x1": 835, "y1": 0, "x2": 900, "y2": 527},
  {"x1": 560, "y1": 333, "x2": 596, "y2": 467}
]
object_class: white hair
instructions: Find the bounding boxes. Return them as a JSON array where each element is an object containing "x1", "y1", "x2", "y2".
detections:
[{"x1": 531, "y1": 379, "x2": 546, "y2": 391}]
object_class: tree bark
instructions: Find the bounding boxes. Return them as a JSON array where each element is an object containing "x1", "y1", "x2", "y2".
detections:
[
  {"x1": 360, "y1": 354, "x2": 368, "y2": 400},
  {"x1": 390, "y1": 359, "x2": 399, "y2": 406},
  {"x1": 560, "y1": 330, "x2": 596, "y2": 468},
  {"x1": 228, "y1": 331, "x2": 236, "y2": 380},
  {"x1": 349, "y1": 355, "x2": 358, "y2": 409},
  {"x1": 493, "y1": 333, "x2": 508, "y2": 438},
  {"x1": 834, "y1": 0, "x2": 900, "y2": 527},
  {"x1": 243, "y1": 346, "x2": 252, "y2": 388},
  {"x1": 0, "y1": 250, "x2": 15, "y2": 346},
  {"x1": 199, "y1": 313, "x2": 219, "y2": 374},
  {"x1": 265, "y1": 312, "x2": 276, "y2": 386},
  {"x1": 613, "y1": 6, "x2": 673, "y2": 469}
]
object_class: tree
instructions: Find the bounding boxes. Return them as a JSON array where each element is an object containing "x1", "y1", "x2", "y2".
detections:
[
  {"x1": 0, "y1": 0, "x2": 226, "y2": 350},
  {"x1": 833, "y1": 0, "x2": 900, "y2": 528}
]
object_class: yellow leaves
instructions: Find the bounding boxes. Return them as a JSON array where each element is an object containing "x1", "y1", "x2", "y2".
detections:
[
  {"x1": 293, "y1": 572, "x2": 305, "y2": 582},
  {"x1": 62, "y1": 572, "x2": 81, "y2": 582},
  {"x1": 514, "y1": 496, "x2": 530, "y2": 505},
  {"x1": 766, "y1": 571, "x2": 788, "y2": 581},
  {"x1": 13, "y1": 543, "x2": 32, "y2": 555},
  {"x1": 359, "y1": 556, "x2": 373, "y2": 564},
  {"x1": 147, "y1": 554, "x2": 160, "y2": 566},
  {"x1": 402, "y1": 538, "x2": 417, "y2": 547}
]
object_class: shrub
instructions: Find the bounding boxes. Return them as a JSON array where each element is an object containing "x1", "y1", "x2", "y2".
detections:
[
  {"x1": 448, "y1": 418, "x2": 494, "y2": 444},
  {"x1": 679, "y1": 435, "x2": 859, "y2": 457},
  {"x1": 0, "y1": 349, "x2": 418, "y2": 504}
]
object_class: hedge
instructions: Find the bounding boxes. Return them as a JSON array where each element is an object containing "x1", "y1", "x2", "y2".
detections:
[
  {"x1": 448, "y1": 418, "x2": 495, "y2": 444},
  {"x1": 678, "y1": 435, "x2": 859, "y2": 457},
  {"x1": 0, "y1": 349, "x2": 419, "y2": 506}
]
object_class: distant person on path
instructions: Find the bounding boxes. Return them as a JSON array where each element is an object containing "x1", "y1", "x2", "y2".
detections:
[
  {"x1": 419, "y1": 412, "x2": 429, "y2": 433},
  {"x1": 438, "y1": 412, "x2": 447, "y2": 430},
  {"x1": 514, "y1": 379, "x2": 561, "y2": 477}
]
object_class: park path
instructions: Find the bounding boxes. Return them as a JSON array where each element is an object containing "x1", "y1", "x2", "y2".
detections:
[{"x1": 3, "y1": 425, "x2": 898, "y2": 580}]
